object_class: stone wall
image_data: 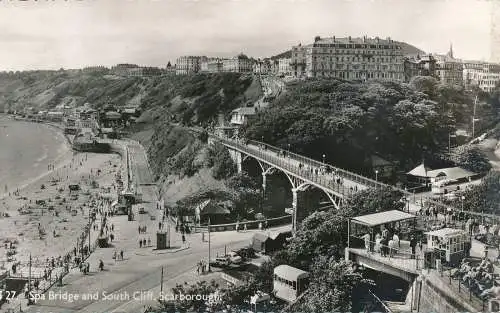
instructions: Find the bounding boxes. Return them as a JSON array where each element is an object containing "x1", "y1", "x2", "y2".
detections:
[{"x1": 413, "y1": 271, "x2": 478, "y2": 313}]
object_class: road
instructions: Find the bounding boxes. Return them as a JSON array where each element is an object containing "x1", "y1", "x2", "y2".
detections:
[{"x1": 23, "y1": 139, "x2": 291, "y2": 313}]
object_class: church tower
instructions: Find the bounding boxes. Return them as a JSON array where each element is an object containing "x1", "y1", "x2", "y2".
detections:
[{"x1": 446, "y1": 43, "x2": 454, "y2": 59}]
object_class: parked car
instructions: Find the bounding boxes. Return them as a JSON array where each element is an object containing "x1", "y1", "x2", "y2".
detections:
[
  {"x1": 227, "y1": 251, "x2": 242, "y2": 264},
  {"x1": 210, "y1": 257, "x2": 230, "y2": 268}
]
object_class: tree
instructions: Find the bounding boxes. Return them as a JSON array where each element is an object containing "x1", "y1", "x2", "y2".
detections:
[
  {"x1": 409, "y1": 76, "x2": 438, "y2": 99},
  {"x1": 449, "y1": 145, "x2": 492, "y2": 173},
  {"x1": 208, "y1": 143, "x2": 236, "y2": 179},
  {"x1": 451, "y1": 171, "x2": 500, "y2": 214},
  {"x1": 295, "y1": 258, "x2": 371, "y2": 313}
]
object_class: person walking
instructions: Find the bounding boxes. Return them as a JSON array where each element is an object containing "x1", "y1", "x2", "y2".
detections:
[
  {"x1": 120, "y1": 250, "x2": 124, "y2": 260},
  {"x1": 139, "y1": 239, "x2": 142, "y2": 248},
  {"x1": 410, "y1": 235, "x2": 417, "y2": 259}
]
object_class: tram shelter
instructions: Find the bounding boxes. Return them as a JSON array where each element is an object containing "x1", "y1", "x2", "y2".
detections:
[{"x1": 348, "y1": 210, "x2": 417, "y2": 248}]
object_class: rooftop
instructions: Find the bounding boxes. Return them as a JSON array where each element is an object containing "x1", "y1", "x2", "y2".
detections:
[
  {"x1": 425, "y1": 227, "x2": 466, "y2": 238},
  {"x1": 314, "y1": 36, "x2": 401, "y2": 47},
  {"x1": 351, "y1": 210, "x2": 416, "y2": 227},
  {"x1": 274, "y1": 265, "x2": 309, "y2": 280},
  {"x1": 232, "y1": 107, "x2": 256, "y2": 115}
]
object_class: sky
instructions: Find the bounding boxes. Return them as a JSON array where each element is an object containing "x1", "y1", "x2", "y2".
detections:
[{"x1": 0, "y1": 0, "x2": 495, "y2": 70}]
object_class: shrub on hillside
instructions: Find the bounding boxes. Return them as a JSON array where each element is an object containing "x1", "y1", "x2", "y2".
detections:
[{"x1": 207, "y1": 143, "x2": 236, "y2": 180}]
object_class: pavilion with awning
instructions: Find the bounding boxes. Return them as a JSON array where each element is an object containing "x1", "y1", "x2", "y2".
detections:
[
  {"x1": 407, "y1": 162, "x2": 476, "y2": 187},
  {"x1": 348, "y1": 210, "x2": 417, "y2": 248}
]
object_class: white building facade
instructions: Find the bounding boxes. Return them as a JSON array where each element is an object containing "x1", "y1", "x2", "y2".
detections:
[
  {"x1": 176, "y1": 56, "x2": 204, "y2": 75},
  {"x1": 302, "y1": 36, "x2": 404, "y2": 81}
]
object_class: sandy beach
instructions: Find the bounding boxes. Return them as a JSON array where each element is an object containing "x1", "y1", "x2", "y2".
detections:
[{"x1": 0, "y1": 119, "x2": 124, "y2": 269}]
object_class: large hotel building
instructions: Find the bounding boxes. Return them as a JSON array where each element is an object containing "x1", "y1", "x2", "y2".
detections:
[{"x1": 291, "y1": 36, "x2": 405, "y2": 81}]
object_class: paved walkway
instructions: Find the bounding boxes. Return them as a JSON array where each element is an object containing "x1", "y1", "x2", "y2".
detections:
[{"x1": 16, "y1": 138, "x2": 291, "y2": 313}]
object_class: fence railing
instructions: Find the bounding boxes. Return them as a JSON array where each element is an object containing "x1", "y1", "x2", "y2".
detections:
[
  {"x1": 200, "y1": 215, "x2": 292, "y2": 232},
  {"x1": 349, "y1": 236, "x2": 423, "y2": 272},
  {"x1": 437, "y1": 263, "x2": 489, "y2": 312}
]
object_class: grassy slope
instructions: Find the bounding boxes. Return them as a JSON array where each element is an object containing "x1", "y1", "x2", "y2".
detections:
[{"x1": 0, "y1": 70, "x2": 262, "y2": 206}]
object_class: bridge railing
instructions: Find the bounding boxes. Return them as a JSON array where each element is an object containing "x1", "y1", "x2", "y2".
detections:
[
  {"x1": 245, "y1": 139, "x2": 387, "y2": 190},
  {"x1": 349, "y1": 236, "x2": 423, "y2": 272},
  {"x1": 197, "y1": 129, "x2": 498, "y2": 220},
  {"x1": 218, "y1": 137, "x2": 363, "y2": 197}
]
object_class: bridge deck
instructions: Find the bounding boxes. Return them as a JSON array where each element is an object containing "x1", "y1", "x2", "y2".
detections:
[
  {"x1": 348, "y1": 247, "x2": 423, "y2": 275},
  {"x1": 218, "y1": 137, "x2": 375, "y2": 197}
]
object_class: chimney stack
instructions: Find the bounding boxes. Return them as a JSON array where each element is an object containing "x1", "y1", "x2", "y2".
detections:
[
  {"x1": 333, "y1": 36, "x2": 335, "y2": 42},
  {"x1": 348, "y1": 36, "x2": 351, "y2": 41}
]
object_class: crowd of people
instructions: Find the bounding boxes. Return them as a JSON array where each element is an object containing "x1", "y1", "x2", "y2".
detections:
[{"x1": 453, "y1": 258, "x2": 498, "y2": 301}]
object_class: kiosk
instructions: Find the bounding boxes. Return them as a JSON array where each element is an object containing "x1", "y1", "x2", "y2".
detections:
[{"x1": 425, "y1": 228, "x2": 469, "y2": 266}]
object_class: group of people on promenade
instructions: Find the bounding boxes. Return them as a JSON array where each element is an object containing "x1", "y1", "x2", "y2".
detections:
[{"x1": 454, "y1": 258, "x2": 497, "y2": 301}]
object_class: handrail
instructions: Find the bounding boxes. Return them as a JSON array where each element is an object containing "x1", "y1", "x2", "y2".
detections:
[{"x1": 216, "y1": 136, "x2": 373, "y2": 198}]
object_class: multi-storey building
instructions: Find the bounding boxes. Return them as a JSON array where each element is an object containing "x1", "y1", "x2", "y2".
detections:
[
  {"x1": 253, "y1": 59, "x2": 271, "y2": 74},
  {"x1": 433, "y1": 46, "x2": 464, "y2": 86},
  {"x1": 278, "y1": 58, "x2": 292, "y2": 76},
  {"x1": 176, "y1": 56, "x2": 204, "y2": 75},
  {"x1": 302, "y1": 36, "x2": 404, "y2": 81},
  {"x1": 463, "y1": 60, "x2": 500, "y2": 92},
  {"x1": 111, "y1": 64, "x2": 139, "y2": 76},
  {"x1": 403, "y1": 54, "x2": 437, "y2": 82},
  {"x1": 223, "y1": 54, "x2": 253, "y2": 73},
  {"x1": 82, "y1": 66, "x2": 109, "y2": 74},
  {"x1": 290, "y1": 43, "x2": 309, "y2": 78},
  {"x1": 207, "y1": 59, "x2": 224, "y2": 73},
  {"x1": 201, "y1": 58, "x2": 224, "y2": 73}
]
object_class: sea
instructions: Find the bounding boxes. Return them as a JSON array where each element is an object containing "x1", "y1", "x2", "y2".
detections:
[{"x1": 0, "y1": 115, "x2": 71, "y2": 197}]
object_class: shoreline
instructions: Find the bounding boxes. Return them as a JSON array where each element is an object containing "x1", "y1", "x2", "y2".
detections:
[
  {"x1": 0, "y1": 119, "x2": 73, "y2": 203},
  {"x1": 0, "y1": 118, "x2": 123, "y2": 266}
]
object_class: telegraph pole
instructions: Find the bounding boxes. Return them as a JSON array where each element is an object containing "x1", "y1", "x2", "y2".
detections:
[
  {"x1": 28, "y1": 254, "x2": 32, "y2": 305},
  {"x1": 160, "y1": 267, "x2": 164, "y2": 295},
  {"x1": 208, "y1": 218, "x2": 211, "y2": 272},
  {"x1": 472, "y1": 95, "x2": 478, "y2": 139}
]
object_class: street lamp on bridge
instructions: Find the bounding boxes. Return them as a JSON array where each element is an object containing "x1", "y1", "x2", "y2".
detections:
[
  {"x1": 461, "y1": 195, "x2": 465, "y2": 213},
  {"x1": 287, "y1": 144, "x2": 291, "y2": 156},
  {"x1": 322, "y1": 154, "x2": 326, "y2": 164},
  {"x1": 375, "y1": 170, "x2": 379, "y2": 182}
]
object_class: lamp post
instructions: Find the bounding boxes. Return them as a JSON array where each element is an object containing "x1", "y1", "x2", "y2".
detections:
[
  {"x1": 461, "y1": 196, "x2": 465, "y2": 213},
  {"x1": 375, "y1": 170, "x2": 379, "y2": 182},
  {"x1": 287, "y1": 144, "x2": 291, "y2": 157},
  {"x1": 322, "y1": 154, "x2": 326, "y2": 165}
]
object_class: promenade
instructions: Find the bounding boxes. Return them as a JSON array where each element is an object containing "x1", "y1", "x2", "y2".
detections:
[{"x1": 20, "y1": 139, "x2": 290, "y2": 313}]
